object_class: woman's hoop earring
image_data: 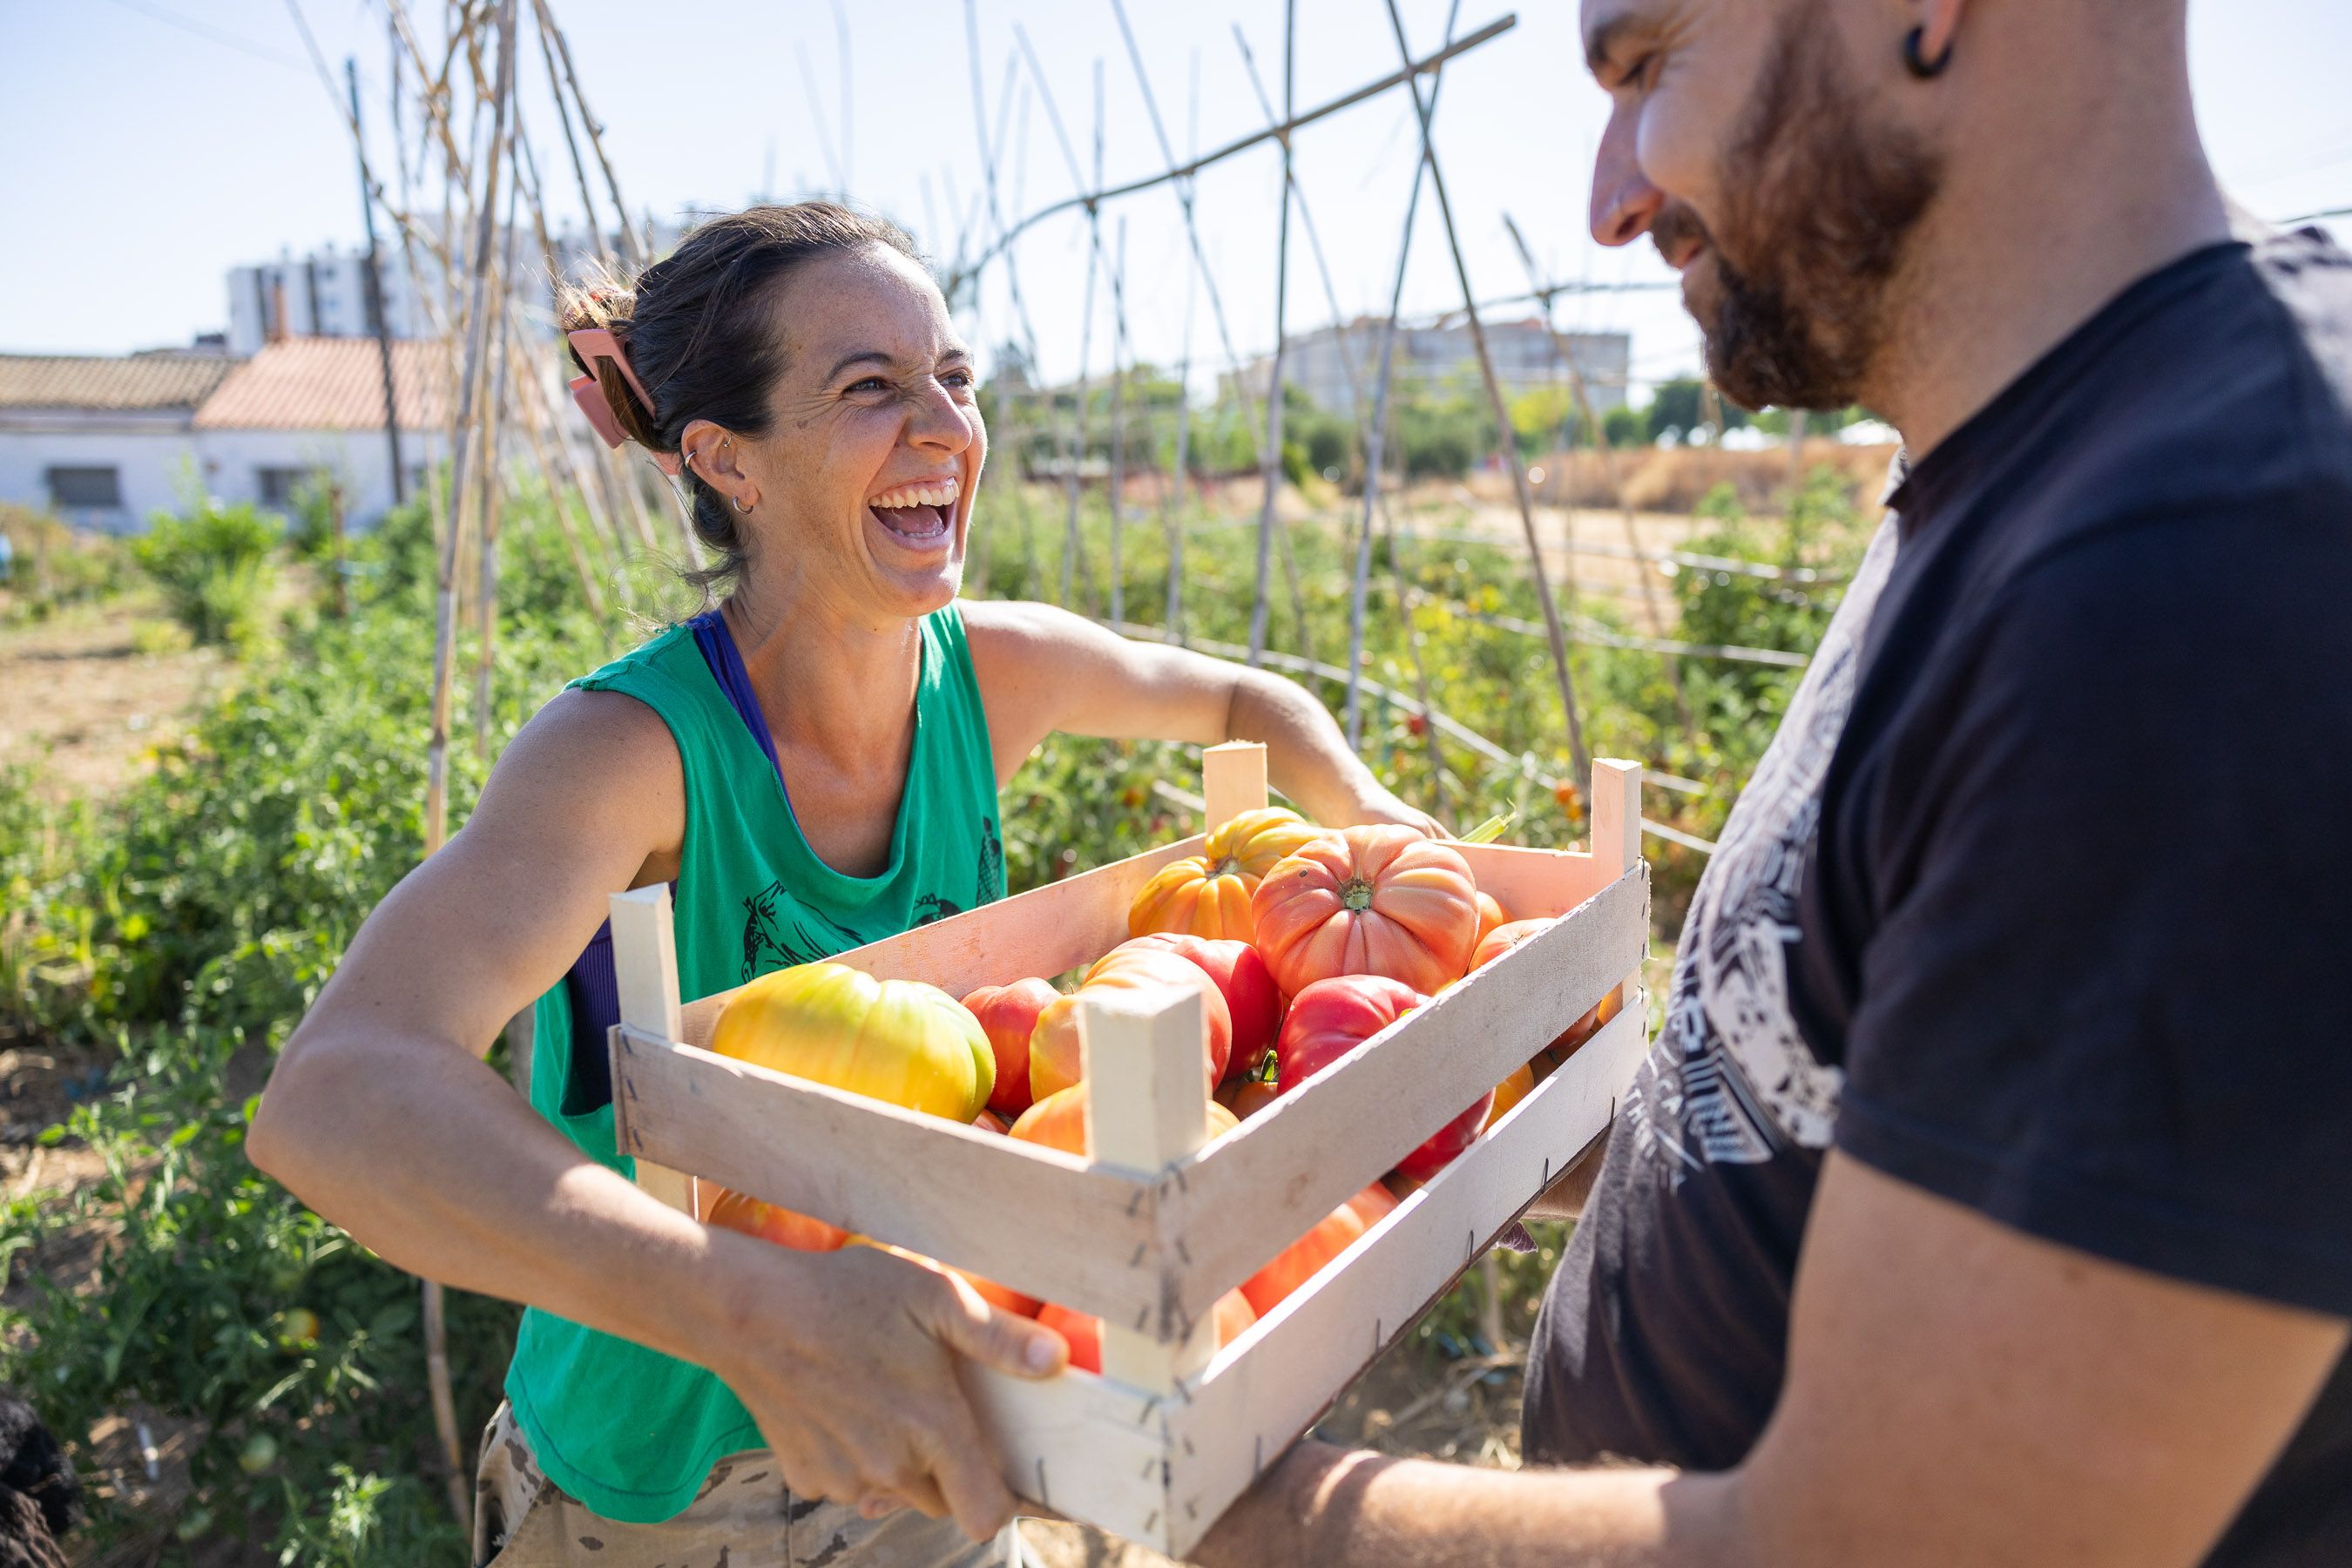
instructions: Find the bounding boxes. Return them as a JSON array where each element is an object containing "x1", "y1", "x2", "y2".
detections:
[
  {"x1": 1903, "y1": 25, "x2": 1953, "y2": 79},
  {"x1": 731, "y1": 495, "x2": 752, "y2": 515}
]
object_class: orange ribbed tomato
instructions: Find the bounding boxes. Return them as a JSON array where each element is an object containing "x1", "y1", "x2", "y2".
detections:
[
  {"x1": 1471, "y1": 916, "x2": 1553, "y2": 970},
  {"x1": 1250, "y1": 827, "x2": 1482, "y2": 997},
  {"x1": 1038, "y1": 1289, "x2": 1257, "y2": 1375},
  {"x1": 706, "y1": 1186, "x2": 849, "y2": 1252},
  {"x1": 1484, "y1": 1063, "x2": 1536, "y2": 1129},
  {"x1": 1240, "y1": 1182, "x2": 1397, "y2": 1317},
  {"x1": 1117, "y1": 933, "x2": 1282, "y2": 1073},
  {"x1": 1028, "y1": 948, "x2": 1233, "y2": 1101},
  {"x1": 1126, "y1": 807, "x2": 1324, "y2": 942},
  {"x1": 1009, "y1": 1083, "x2": 1240, "y2": 1159},
  {"x1": 710, "y1": 962, "x2": 995, "y2": 1122},
  {"x1": 1473, "y1": 890, "x2": 1509, "y2": 948}
]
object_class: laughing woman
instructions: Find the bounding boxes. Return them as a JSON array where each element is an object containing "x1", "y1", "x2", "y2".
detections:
[{"x1": 247, "y1": 203, "x2": 1436, "y2": 1568}]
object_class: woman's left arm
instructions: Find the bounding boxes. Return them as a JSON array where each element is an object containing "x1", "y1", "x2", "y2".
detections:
[{"x1": 963, "y1": 598, "x2": 1443, "y2": 834}]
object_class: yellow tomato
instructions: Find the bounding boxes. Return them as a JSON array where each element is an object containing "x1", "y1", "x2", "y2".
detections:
[{"x1": 710, "y1": 962, "x2": 995, "y2": 1122}]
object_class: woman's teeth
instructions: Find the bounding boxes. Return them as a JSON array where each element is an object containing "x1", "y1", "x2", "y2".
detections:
[{"x1": 868, "y1": 478, "x2": 960, "y2": 510}]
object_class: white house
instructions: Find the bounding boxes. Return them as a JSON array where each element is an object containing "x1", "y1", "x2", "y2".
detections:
[{"x1": 0, "y1": 339, "x2": 451, "y2": 531}]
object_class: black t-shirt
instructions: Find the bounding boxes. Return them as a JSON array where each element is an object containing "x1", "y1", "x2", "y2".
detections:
[{"x1": 1524, "y1": 230, "x2": 2352, "y2": 1564}]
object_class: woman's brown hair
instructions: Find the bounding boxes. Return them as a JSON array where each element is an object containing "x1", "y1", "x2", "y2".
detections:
[{"x1": 558, "y1": 201, "x2": 925, "y2": 591}]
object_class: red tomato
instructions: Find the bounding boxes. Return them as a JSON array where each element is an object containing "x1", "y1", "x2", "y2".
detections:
[
  {"x1": 1118, "y1": 933, "x2": 1281, "y2": 1076},
  {"x1": 1394, "y1": 1090, "x2": 1494, "y2": 1182},
  {"x1": 1275, "y1": 977, "x2": 1490, "y2": 1179},
  {"x1": 1010, "y1": 1085, "x2": 1240, "y2": 1159},
  {"x1": 706, "y1": 1186, "x2": 849, "y2": 1252},
  {"x1": 1250, "y1": 827, "x2": 1481, "y2": 997},
  {"x1": 962, "y1": 977, "x2": 1059, "y2": 1116},
  {"x1": 1039, "y1": 1290, "x2": 1257, "y2": 1375},
  {"x1": 1240, "y1": 1183, "x2": 1397, "y2": 1317},
  {"x1": 1274, "y1": 976, "x2": 1423, "y2": 1090},
  {"x1": 852, "y1": 1237, "x2": 1039, "y2": 1319},
  {"x1": 971, "y1": 1108, "x2": 1011, "y2": 1135},
  {"x1": 1470, "y1": 916, "x2": 1553, "y2": 971},
  {"x1": 1029, "y1": 948, "x2": 1233, "y2": 1100}
]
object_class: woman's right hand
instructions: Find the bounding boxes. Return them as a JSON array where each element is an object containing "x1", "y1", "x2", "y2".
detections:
[{"x1": 700, "y1": 1233, "x2": 1068, "y2": 1539}]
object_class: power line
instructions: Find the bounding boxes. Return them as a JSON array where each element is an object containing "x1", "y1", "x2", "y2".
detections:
[{"x1": 94, "y1": 0, "x2": 306, "y2": 69}]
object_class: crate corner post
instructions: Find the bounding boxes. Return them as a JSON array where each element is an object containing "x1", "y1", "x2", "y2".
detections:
[
  {"x1": 607, "y1": 886, "x2": 698, "y2": 1215},
  {"x1": 1589, "y1": 757, "x2": 1647, "y2": 1018},
  {"x1": 1200, "y1": 740, "x2": 1269, "y2": 835},
  {"x1": 1080, "y1": 983, "x2": 1218, "y2": 1396}
]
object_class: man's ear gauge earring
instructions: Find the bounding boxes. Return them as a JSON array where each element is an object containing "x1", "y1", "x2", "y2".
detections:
[{"x1": 1903, "y1": 24, "x2": 1953, "y2": 79}]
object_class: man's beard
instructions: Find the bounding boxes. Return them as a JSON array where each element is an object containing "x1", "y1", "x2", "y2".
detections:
[{"x1": 1669, "y1": 10, "x2": 1944, "y2": 411}]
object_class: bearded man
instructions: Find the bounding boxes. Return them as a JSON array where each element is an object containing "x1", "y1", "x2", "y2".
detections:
[{"x1": 1194, "y1": 1, "x2": 2351, "y2": 1564}]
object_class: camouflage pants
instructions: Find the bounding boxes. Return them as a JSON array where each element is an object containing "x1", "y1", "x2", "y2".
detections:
[{"x1": 472, "y1": 1402, "x2": 1010, "y2": 1568}]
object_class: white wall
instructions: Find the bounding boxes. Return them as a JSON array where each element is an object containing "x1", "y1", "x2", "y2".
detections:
[{"x1": 0, "y1": 415, "x2": 448, "y2": 531}]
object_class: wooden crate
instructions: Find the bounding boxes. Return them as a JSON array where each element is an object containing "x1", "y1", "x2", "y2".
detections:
[{"x1": 605, "y1": 744, "x2": 1650, "y2": 1558}]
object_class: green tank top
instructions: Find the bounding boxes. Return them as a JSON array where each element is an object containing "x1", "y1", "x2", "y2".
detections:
[{"x1": 503, "y1": 603, "x2": 1005, "y2": 1524}]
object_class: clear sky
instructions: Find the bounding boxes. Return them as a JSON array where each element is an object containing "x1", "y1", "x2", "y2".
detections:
[{"x1": 4, "y1": 0, "x2": 2349, "y2": 399}]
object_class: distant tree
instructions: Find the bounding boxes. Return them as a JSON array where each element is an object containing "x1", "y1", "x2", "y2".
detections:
[
  {"x1": 1603, "y1": 404, "x2": 1646, "y2": 448},
  {"x1": 1646, "y1": 376, "x2": 1748, "y2": 443}
]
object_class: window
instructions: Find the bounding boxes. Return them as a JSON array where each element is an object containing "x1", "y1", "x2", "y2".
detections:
[
  {"x1": 257, "y1": 466, "x2": 322, "y2": 510},
  {"x1": 46, "y1": 466, "x2": 122, "y2": 509}
]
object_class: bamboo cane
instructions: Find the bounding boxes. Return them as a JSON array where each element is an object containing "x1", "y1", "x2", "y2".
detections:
[
  {"x1": 1108, "y1": 216, "x2": 1128, "y2": 626},
  {"x1": 532, "y1": 0, "x2": 645, "y2": 265},
  {"x1": 473, "y1": 193, "x2": 521, "y2": 767},
  {"x1": 1380, "y1": 0, "x2": 1591, "y2": 782}
]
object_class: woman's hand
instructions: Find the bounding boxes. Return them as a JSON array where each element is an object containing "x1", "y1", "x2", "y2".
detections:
[{"x1": 703, "y1": 1237, "x2": 1067, "y2": 1539}]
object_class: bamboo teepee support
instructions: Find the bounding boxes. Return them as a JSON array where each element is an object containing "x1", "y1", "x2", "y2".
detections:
[
  {"x1": 1247, "y1": 0, "x2": 1298, "y2": 666},
  {"x1": 1380, "y1": 0, "x2": 1590, "y2": 782}
]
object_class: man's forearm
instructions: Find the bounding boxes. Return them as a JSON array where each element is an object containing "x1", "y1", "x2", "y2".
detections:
[{"x1": 1193, "y1": 1441, "x2": 1750, "y2": 1568}]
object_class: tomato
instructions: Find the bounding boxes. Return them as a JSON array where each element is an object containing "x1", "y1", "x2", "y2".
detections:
[
  {"x1": 1250, "y1": 826, "x2": 1482, "y2": 997},
  {"x1": 1126, "y1": 807, "x2": 1324, "y2": 943},
  {"x1": 1038, "y1": 1289, "x2": 1258, "y2": 1375},
  {"x1": 1118, "y1": 933, "x2": 1281, "y2": 1074},
  {"x1": 1393, "y1": 1090, "x2": 1493, "y2": 1182},
  {"x1": 706, "y1": 1186, "x2": 850, "y2": 1252},
  {"x1": 1010, "y1": 1084, "x2": 1240, "y2": 1159},
  {"x1": 1274, "y1": 976, "x2": 1423, "y2": 1092},
  {"x1": 962, "y1": 977, "x2": 1059, "y2": 1116},
  {"x1": 1484, "y1": 1063, "x2": 1535, "y2": 1129},
  {"x1": 1275, "y1": 976, "x2": 1490, "y2": 1179},
  {"x1": 1473, "y1": 890, "x2": 1509, "y2": 948},
  {"x1": 1470, "y1": 916, "x2": 1553, "y2": 970},
  {"x1": 1532, "y1": 990, "x2": 1625, "y2": 1080},
  {"x1": 1239, "y1": 1182, "x2": 1397, "y2": 1317},
  {"x1": 1216, "y1": 1073, "x2": 1281, "y2": 1121},
  {"x1": 711, "y1": 962, "x2": 996, "y2": 1123},
  {"x1": 1029, "y1": 948, "x2": 1233, "y2": 1101},
  {"x1": 972, "y1": 1108, "x2": 1011, "y2": 1134}
]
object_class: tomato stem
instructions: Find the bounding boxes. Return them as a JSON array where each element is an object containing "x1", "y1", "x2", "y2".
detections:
[{"x1": 1341, "y1": 877, "x2": 1375, "y2": 913}]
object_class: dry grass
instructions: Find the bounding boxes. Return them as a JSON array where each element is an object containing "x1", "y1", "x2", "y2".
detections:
[{"x1": 1519, "y1": 438, "x2": 1897, "y2": 516}]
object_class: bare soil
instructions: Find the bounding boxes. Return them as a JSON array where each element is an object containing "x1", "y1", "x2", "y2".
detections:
[{"x1": 0, "y1": 593, "x2": 225, "y2": 806}]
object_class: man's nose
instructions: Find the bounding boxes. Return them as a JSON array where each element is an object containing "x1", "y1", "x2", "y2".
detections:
[{"x1": 1590, "y1": 110, "x2": 1665, "y2": 247}]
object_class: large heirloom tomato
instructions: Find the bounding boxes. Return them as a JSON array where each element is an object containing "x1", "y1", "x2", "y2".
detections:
[
  {"x1": 1029, "y1": 948, "x2": 1233, "y2": 1101},
  {"x1": 710, "y1": 962, "x2": 994, "y2": 1122},
  {"x1": 1250, "y1": 826, "x2": 1481, "y2": 997},
  {"x1": 1240, "y1": 1182, "x2": 1398, "y2": 1316},
  {"x1": 962, "y1": 977, "x2": 1060, "y2": 1116},
  {"x1": 706, "y1": 1187, "x2": 849, "y2": 1252},
  {"x1": 1038, "y1": 1290, "x2": 1258, "y2": 1375},
  {"x1": 1010, "y1": 1084, "x2": 1240, "y2": 1158},
  {"x1": 1119, "y1": 933, "x2": 1281, "y2": 1074},
  {"x1": 1273, "y1": 976, "x2": 1424, "y2": 1092},
  {"x1": 1126, "y1": 807, "x2": 1324, "y2": 943},
  {"x1": 1275, "y1": 976, "x2": 1491, "y2": 1179}
]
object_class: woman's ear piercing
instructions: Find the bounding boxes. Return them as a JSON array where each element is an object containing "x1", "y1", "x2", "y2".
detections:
[
  {"x1": 1903, "y1": 24, "x2": 1953, "y2": 79},
  {"x1": 732, "y1": 495, "x2": 752, "y2": 514}
]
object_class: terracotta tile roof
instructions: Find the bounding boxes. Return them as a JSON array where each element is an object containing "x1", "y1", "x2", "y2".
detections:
[
  {"x1": 193, "y1": 337, "x2": 451, "y2": 432},
  {"x1": 0, "y1": 353, "x2": 239, "y2": 412}
]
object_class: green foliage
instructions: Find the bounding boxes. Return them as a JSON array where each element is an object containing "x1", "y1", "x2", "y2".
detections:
[
  {"x1": 1602, "y1": 404, "x2": 1646, "y2": 449},
  {"x1": 132, "y1": 501, "x2": 281, "y2": 653},
  {"x1": 0, "y1": 504, "x2": 132, "y2": 625}
]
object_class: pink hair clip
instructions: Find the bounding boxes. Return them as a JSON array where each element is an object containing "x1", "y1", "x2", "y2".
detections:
[{"x1": 566, "y1": 327, "x2": 683, "y2": 477}]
